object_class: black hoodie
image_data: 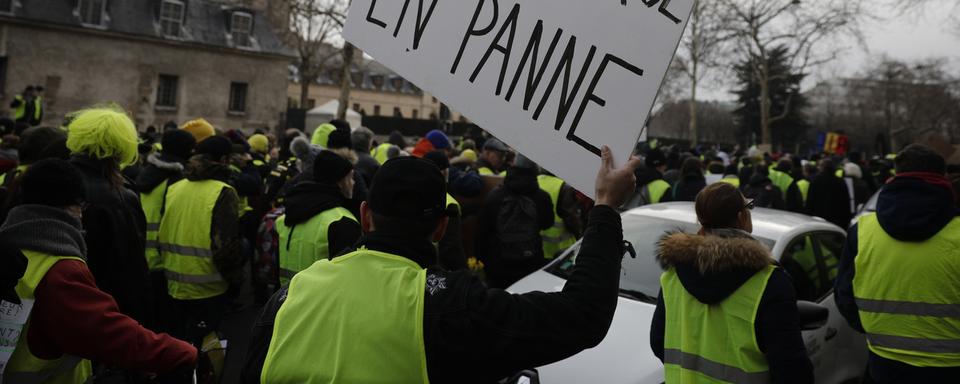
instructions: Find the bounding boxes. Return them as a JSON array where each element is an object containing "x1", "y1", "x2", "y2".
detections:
[
  {"x1": 650, "y1": 229, "x2": 814, "y2": 384},
  {"x1": 280, "y1": 181, "x2": 360, "y2": 260},
  {"x1": 834, "y1": 176, "x2": 960, "y2": 381},
  {"x1": 135, "y1": 153, "x2": 188, "y2": 193}
]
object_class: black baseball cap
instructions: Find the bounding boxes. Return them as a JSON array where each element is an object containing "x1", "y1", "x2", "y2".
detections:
[{"x1": 369, "y1": 157, "x2": 447, "y2": 220}]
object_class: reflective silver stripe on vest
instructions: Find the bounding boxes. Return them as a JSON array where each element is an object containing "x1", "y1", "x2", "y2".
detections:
[
  {"x1": 145, "y1": 240, "x2": 159, "y2": 249},
  {"x1": 857, "y1": 298, "x2": 960, "y2": 318},
  {"x1": 3, "y1": 355, "x2": 85, "y2": 384},
  {"x1": 867, "y1": 334, "x2": 960, "y2": 354},
  {"x1": 158, "y1": 243, "x2": 213, "y2": 258},
  {"x1": 145, "y1": 223, "x2": 160, "y2": 232},
  {"x1": 165, "y1": 270, "x2": 224, "y2": 284},
  {"x1": 664, "y1": 349, "x2": 769, "y2": 384},
  {"x1": 542, "y1": 234, "x2": 574, "y2": 244},
  {"x1": 279, "y1": 268, "x2": 298, "y2": 279}
]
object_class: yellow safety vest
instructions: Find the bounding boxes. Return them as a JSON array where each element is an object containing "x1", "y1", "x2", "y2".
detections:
[
  {"x1": 12, "y1": 96, "x2": 42, "y2": 122},
  {"x1": 0, "y1": 164, "x2": 29, "y2": 186},
  {"x1": 537, "y1": 175, "x2": 577, "y2": 259},
  {"x1": 5, "y1": 250, "x2": 93, "y2": 384},
  {"x1": 854, "y1": 213, "x2": 960, "y2": 367},
  {"x1": 646, "y1": 179, "x2": 671, "y2": 204},
  {"x1": 662, "y1": 265, "x2": 775, "y2": 383},
  {"x1": 446, "y1": 193, "x2": 461, "y2": 217},
  {"x1": 718, "y1": 177, "x2": 740, "y2": 189},
  {"x1": 370, "y1": 143, "x2": 394, "y2": 165},
  {"x1": 261, "y1": 249, "x2": 429, "y2": 383},
  {"x1": 311, "y1": 124, "x2": 336, "y2": 148},
  {"x1": 159, "y1": 179, "x2": 233, "y2": 300},
  {"x1": 478, "y1": 167, "x2": 495, "y2": 176},
  {"x1": 275, "y1": 207, "x2": 357, "y2": 288},
  {"x1": 768, "y1": 169, "x2": 793, "y2": 199},
  {"x1": 796, "y1": 179, "x2": 810, "y2": 204},
  {"x1": 140, "y1": 179, "x2": 170, "y2": 272}
]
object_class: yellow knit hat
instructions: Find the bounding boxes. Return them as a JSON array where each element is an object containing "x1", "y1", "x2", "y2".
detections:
[
  {"x1": 65, "y1": 106, "x2": 139, "y2": 167},
  {"x1": 248, "y1": 134, "x2": 269, "y2": 154},
  {"x1": 181, "y1": 118, "x2": 216, "y2": 143}
]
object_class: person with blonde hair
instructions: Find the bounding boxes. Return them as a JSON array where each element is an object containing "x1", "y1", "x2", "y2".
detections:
[{"x1": 66, "y1": 106, "x2": 154, "y2": 327}]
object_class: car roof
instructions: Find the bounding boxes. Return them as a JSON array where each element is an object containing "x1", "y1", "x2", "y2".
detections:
[{"x1": 623, "y1": 202, "x2": 844, "y2": 245}]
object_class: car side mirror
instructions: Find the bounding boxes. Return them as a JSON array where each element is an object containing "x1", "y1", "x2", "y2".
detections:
[{"x1": 797, "y1": 300, "x2": 829, "y2": 331}]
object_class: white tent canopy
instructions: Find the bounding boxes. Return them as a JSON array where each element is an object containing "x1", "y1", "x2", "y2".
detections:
[{"x1": 305, "y1": 100, "x2": 363, "y2": 134}]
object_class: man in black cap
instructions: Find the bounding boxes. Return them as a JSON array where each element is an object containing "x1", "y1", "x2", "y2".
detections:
[
  {"x1": 159, "y1": 135, "x2": 245, "y2": 348},
  {"x1": 135, "y1": 129, "x2": 196, "y2": 332},
  {"x1": 243, "y1": 146, "x2": 641, "y2": 383},
  {"x1": 477, "y1": 137, "x2": 509, "y2": 176},
  {"x1": 274, "y1": 150, "x2": 360, "y2": 287}
]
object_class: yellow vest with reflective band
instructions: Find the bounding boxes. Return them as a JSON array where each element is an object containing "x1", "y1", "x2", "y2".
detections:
[
  {"x1": 796, "y1": 179, "x2": 810, "y2": 203},
  {"x1": 6, "y1": 250, "x2": 93, "y2": 384},
  {"x1": 537, "y1": 175, "x2": 576, "y2": 259},
  {"x1": 12, "y1": 96, "x2": 42, "y2": 121},
  {"x1": 718, "y1": 176, "x2": 740, "y2": 189},
  {"x1": 478, "y1": 166, "x2": 495, "y2": 176},
  {"x1": 140, "y1": 179, "x2": 169, "y2": 272},
  {"x1": 646, "y1": 179, "x2": 671, "y2": 204},
  {"x1": 854, "y1": 213, "x2": 960, "y2": 367},
  {"x1": 370, "y1": 143, "x2": 393, "y2": 165},
  {"x1": 159, "y1": 179, "x2": 232, "y2": 300},
  {"x1": 311, "y1": 125, "x2": 336, "y2": 148},
  {"x1": 791, "y1": 236, "x2": 837, "y2": 295},
  {"x1": 261, "y1": 249, "x2": 429, "y2": 383},
  {"x1": 0, "y1": 164, "x2": 28, "y2": 186},
  {"x1": 768, "y1": 169, "x2": 793, "y2": 199},
  {"x1": 275, "y1": 207, "x2": 357, "y2": 288},
  {"x1": 446, "y1": 193, "x2": 460, "y2": 217},
  {"x1": 662, "y1": 265, "x2": 774, "y2": 383}
]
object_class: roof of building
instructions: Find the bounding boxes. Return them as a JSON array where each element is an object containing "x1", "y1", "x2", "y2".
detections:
[{"x1": 3, "y1": 0, "x2": 293, "y2": 58}]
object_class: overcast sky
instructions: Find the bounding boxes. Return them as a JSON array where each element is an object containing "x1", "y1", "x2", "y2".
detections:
[{"x1": 701, "y1": 7, "x2": 960, "y2": 101}]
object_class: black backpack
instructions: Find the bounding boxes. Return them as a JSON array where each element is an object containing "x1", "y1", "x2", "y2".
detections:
[{"x1": 496, "y1": 193, "x2": 542, "y2": 262}]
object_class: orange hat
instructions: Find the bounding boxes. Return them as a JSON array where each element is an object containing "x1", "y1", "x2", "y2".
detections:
[{"x1": 181, "y1": 118, "x2": 215, "y2": 143}]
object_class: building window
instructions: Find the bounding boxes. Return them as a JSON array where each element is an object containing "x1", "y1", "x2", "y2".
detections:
[
  {"x1": 373, "y1": 105, "x2": 380, "y2": 116},
  {"x1": 352, "y1": 103, "x2": 361, "y2": 112},
  {"x1": 393, "y1": 107, "x2": 402, "y2": 118},
  {"x1": 350, "y1": 72, "x2": 364, "y2": 87},
  {"x1": 78, "y1": 0, "x2": 106, "y2": 26},
  {"x1": 306, "y1": 99, "x2": 316, "y2": 109},
  {"x1": 229, "y1": 82, "x2": 248, "y2": 112},
  {"x1": 371, "y1": 75, "x2": 384, "y2": 90},
  {"x1": 412, "y1": 109, "x2": 418, "y2": 119},
  {"x1": 231, "y1": 12, "x2": 253, "y2": 47},
  {"x1": 159, "y1": 0, "x2": 184, "y2": 37},
  {"x1": 156, "y1": 74, "x2": 178, "y2": 107},
  {"x1": 0, "y1": 0, "x2": 13, "y2": 14}
]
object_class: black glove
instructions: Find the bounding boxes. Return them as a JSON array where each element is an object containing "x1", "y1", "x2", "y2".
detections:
[{"x1": 1, "y1": 244, "x2": 27, "y2": 304}]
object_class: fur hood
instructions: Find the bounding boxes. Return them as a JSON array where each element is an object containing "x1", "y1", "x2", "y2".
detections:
[
  {"x1": 136, "y1": 153, "x2": 188, "y2": 192},
  {"x1": 657, "y1": 229, "x2": 773, "y2": 274},
  {"x1": 146, "y1": 152, "x2": 184, "y2": 172},
  {"x1": 656, "y1": 229, "x2": 775, "y2": 304}
]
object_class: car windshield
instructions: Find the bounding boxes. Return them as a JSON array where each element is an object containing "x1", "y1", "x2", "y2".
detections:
[{"x1": 547, "y1": 215, "x2": 775, "y2": 303}]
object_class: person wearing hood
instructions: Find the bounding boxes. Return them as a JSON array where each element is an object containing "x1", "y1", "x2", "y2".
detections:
[
  {"x1": 66, "y1": 107, "x2": 154, "y2": 327},
  {"x1": 743, "y1": 169, "x2": 786, "y2": 210},
  {"x1": 0, "y1": 159, "x2": 197, "y2": 383},
  {"x1": 668, "y1": 157, "x2": 707, "y2": 202},
  {"x1": 630, "y1": 149, "x2": 672, "y2": 207},
  {"x1": 275, "y1": 151, "x2": 361, "y2": 287},
  {"x1": 476, "y1": 155, "x2": 555, "y2": 289},
  {"x1": 805, "y1": 159, "x2": 853, "y2": 229},
  {"x1": 412, "y1": 129, "x2": 452, "y2": 158},
  {"x1": 650, "y1": 182, "x2": 814, "y2": 383},
  {"x1": 835, "y1": 144, "x2": 960, "y2": 382},
  {"x1": 159, "y1": 135, "x2": 245, "y2": 349}
]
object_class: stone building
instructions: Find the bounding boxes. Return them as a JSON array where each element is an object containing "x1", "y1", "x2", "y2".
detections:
[
  {"x1": 288, "y1": 49, "x2": 466, "y2": 123},
  {"x1": 0, "y1": 0, "x2": 293, "y2": 132}
]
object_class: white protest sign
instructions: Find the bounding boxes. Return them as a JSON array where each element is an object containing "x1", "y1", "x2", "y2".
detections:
[
  {"x1": 344, "y1": 0, "x2": 694, "y2": 196},
  {"x1": 1, "y1": 299, "x2": 34, "y2": 377}
]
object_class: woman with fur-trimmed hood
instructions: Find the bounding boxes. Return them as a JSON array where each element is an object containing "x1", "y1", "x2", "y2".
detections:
[{"x1": 650, "y1": 183, "x2": 814, "y2": 383}]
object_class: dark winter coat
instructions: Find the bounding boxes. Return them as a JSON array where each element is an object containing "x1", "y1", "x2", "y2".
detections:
[
  {"x1": 475, "y1": 166, "x2": 554, "y2": 289},
  {"x1": 835, "y1": 175, "x2": 960, "y2": 382},
  {"x1": 70, "y1": 154, "x2": 153, "y2": 326},
  {"x1": 805, "y1": 172, "x2": 853, "y2": 229},
  {"x1": 135, "y1": 153, "x2": 188, "y2": 194},
  {"x1": 281, "y1": 181, "x2": 361, "y2": 260},
  {"x1": 743, "y1": 174, "x2": 786, "y2": 210},
  {"x1": 242, "y1": 206, "x2": 626, "y2": 384},
  {"x1": 668, "y1": 173, "x2": 707, "y2": 202},
  {"x1": 650, "y1": 229, "x2": 814, "y2": 384}
]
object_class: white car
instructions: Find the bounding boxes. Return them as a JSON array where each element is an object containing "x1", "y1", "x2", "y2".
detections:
[{"x1": 508, "y1": 203, "x2": 868, "y2": 384}]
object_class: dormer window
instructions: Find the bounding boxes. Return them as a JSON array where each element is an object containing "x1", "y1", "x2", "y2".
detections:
[
  {"x1": 0, "y1": 0, "x2": 14, "y2": 15},
  {"x1": 160, "y1": 0, "x2": 185, "y2": 37},
  {"x1": 230, "y1": 12, "x2": 252, "y2": 47},
  {"x1": 78, "y1": 0, "x2": 106, "y2": 27}
]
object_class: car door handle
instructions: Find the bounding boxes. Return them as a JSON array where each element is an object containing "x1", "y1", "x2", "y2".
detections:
[{"x1": 825, "y1": 327, "x2": 838, "y2": 341}]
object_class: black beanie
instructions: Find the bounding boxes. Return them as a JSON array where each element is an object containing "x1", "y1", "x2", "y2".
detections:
[
  {"x1": 369, "y1": 157, "x2": 446, "y2": 220},
  {"x1": 313, "y1": 151, "x2": 354, "y2": 184},
  {"x1": 21, "y1": 158, "x2": 87, "y2": 207},
  {"x1": 423, "y1": 151, "x2": 450, "y2": 170},
  {"x1": 195, "y1": 136, "x2": 232, "y2": 160},
  {"x1": 327, "y1": 129, "x2": 352, "y2": 150},
  {"x1": 162, "y1": 129, "x2": 197, "y2": 160},
  {"x1": 19, "y1": 127, "x2": 69, "y2": 164},
  {"x1": 329, "y1": 119, "x2": 351, "y2": 132}
]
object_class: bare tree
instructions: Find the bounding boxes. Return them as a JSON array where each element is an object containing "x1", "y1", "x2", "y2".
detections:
[
  {"x1": 285, "y1": 0, "x2": 346, "y2": 110},
  {"x1": 672, "y1": 0, "x2": 734, "y2": 146},
  {"x1": 718, "y1": 0, "x2": 870, "y2": 147},
  {"x1": 887, "y1": 0, "x2": 960, "y2": 35}
]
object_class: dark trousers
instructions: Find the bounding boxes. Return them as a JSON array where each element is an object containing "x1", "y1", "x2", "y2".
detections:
[{"x1": 170, "y1": 295, "x2": 228, "y2": 348}]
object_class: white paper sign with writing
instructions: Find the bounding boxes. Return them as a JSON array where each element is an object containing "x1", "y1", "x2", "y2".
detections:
[
  {"x1": 344, "y1": 0, "x2": 694, "y2": 196},
  {"x1": 1, "y1": 299, "x2": 34, "y2": 377}
]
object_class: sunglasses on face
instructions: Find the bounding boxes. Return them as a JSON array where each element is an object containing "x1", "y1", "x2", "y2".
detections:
[{"x1": 743, "y1": 199, "x2": 755, "y2": 211}]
